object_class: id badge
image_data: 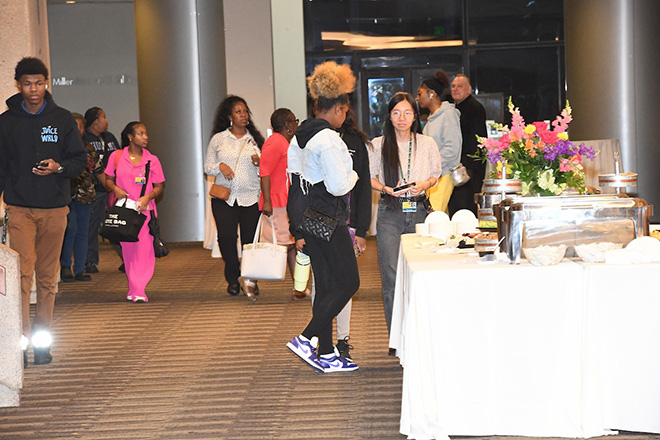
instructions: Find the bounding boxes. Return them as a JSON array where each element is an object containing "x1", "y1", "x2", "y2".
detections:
[
  {"x1": 135, "y1": 176, "x2": 146, "y2": 184},
  {"x1": 402, "y1": 201, "x2": 417, "y2": 212}
]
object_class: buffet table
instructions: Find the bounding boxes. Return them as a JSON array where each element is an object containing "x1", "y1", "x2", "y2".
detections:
[{"x1": 390, "y1": 234, "x2": 660, "y2": 440}]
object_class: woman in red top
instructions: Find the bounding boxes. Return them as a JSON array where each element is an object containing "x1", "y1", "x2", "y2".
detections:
[{"x1": 258, "y1": 108, "x2": 307, "y2": 299}]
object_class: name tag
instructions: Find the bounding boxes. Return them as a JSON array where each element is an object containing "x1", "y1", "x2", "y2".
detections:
[
  {"x1": 402, "y1": 201, "x2": 417, "y2": 212},
  {"x1": 135, "y1": 176, "x2": 146, "y2": 184}
]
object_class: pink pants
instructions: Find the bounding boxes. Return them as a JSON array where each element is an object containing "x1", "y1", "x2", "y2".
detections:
[{"x1": 121, "y1": 211, "x2": 155, "y2": 298}]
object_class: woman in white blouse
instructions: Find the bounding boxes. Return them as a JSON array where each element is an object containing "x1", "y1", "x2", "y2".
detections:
[
  {"x1": 369, "y1": 92, "x2": 443, "y2": 335},
  {"x1": 205, "y1": 95, "x2": 265, "y2": 298}
]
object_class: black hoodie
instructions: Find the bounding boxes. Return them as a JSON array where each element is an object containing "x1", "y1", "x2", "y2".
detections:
[{"x1": 0, "y1": 91, "x2": 86, "y2": 208}]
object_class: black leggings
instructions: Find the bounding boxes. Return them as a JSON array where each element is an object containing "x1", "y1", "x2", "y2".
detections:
[{"x1": 301, "y1": 225, "x2": 360, "y2": 355}]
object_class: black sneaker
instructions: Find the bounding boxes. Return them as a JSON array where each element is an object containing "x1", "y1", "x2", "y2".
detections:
[
  {"x1": 33, "y1": 347, "x2": 52, "y2": 365},
  {"x1": 75, "y1": 271, "x2": 92, "y2": 281},
  {"x1": 60, "y1": 266, "x2": 74, "y2": 282},
  {"x1": 336, "y1": 337, "x2": 353, "y2": 360},
  {"x1": 85, "y1": 263, "x2": 99, "y2": 273}
]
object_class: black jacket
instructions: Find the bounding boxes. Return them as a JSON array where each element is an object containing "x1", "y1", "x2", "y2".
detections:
[
  {"x1": 84, "y1": 129, "x2": 121, "y2": 192},
  {"x1": 287, "y1": 118, "x2": 350, "y2": 241},
  {"x1": 456, "y1": 94, "x2": 488, "y2": 173},
  {"x1": 341, "y1": 130, "x2": 372, "y2": 238},
  {"x1": 0, "y1": 92, "x2": 86, "y2": 208}
]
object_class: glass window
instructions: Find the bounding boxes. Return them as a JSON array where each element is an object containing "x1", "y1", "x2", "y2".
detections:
[
  {"x1": 367, "y1": 77, "x2": 404, "y2": 137},
  {"x1": 467, "y1": 0, "x2": 564, "y2": 45},
  {"x1": 469, "y1": 46, "x2": 565, "y2": 123},
  {"x1": 304, "y1": 0, "x2": 462, "y2": 52}
]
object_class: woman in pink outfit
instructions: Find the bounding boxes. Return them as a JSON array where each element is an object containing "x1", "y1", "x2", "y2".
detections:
[{"x1": 104, "y1": 121, "x2": 165, "y2": 302}]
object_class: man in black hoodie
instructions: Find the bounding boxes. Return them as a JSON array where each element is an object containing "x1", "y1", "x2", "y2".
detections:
[{"x1": 0, "y1": 57, "x2": 86, "y2": 367}]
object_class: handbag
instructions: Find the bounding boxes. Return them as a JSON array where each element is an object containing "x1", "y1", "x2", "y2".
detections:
[
  {"x1": 148, "y1": 214, "x2": 170, "y2": 258},
  {"x1": 297, "y1": 206, "x2": 339, "y2": 242},
  {"x1": 99, "y1": 159, "x2": 150, "y2": 243},
  {"x1": 240, "y1": 214, "x2": 287, "y2": 281},
  {"x1": 99, "y1": 199, "x2": 147, "y2": 242},
  {"x1": 209, "y1": 139, "x2": 249, "y2": 200}
]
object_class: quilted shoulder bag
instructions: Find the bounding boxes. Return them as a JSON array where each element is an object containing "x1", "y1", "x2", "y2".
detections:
[{"x1": 297, "y1": 206, "x2": 339, "y2": 242}]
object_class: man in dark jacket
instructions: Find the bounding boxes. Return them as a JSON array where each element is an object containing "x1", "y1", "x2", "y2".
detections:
[
  {"x1": 0, "y1": 57, "x2": 86, "y2": 367},
  {"x1": 448, "y1": 74, "x2": 488, "y2": 216}
]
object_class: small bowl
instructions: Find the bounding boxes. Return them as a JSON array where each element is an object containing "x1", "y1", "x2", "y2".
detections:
[
  {"x1": 574, "y1": 242, "x2": 623, "y2": 263},
  {"x1": 523, "y1": 245, "x2": 567, "y2": 266}
]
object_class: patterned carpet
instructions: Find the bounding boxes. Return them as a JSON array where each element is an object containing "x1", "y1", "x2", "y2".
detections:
[{"x1": 1, "y1": 240, "x2": 658, "y2": 440}]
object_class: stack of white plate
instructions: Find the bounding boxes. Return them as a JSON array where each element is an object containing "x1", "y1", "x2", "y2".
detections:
[
  {"x1": 424, "y1": 211, "x2": 452, "y2": 239},
  {"x1": 451, "y1": 209, "x2": 478, "y2": 236}
]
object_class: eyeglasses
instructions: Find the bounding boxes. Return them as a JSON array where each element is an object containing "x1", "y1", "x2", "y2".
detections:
[{"x1": 391, "y1": 110, "x2": 415, "y2": 119}]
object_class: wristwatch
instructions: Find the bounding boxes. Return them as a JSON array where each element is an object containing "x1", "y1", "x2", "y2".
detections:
[{"x1": 56, "y1": 165, "x2": 64, "y2": 174}]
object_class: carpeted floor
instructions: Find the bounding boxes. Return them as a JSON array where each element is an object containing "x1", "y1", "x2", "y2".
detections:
[{"x1": 1, "y1": 239, "x2": 658, "y2": 440}]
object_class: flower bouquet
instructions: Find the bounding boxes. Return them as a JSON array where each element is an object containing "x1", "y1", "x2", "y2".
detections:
[{"x1": 476, "y1": 98, "x2": 597, "y2": 196}]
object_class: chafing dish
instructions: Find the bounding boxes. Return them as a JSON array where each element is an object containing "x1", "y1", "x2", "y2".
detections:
[
  {"x1": 494, "y1": 194, "x2": 652, "y2": 264},
  {"x1": 475, "y1": 179, "x2": 522, "y2": 229}
]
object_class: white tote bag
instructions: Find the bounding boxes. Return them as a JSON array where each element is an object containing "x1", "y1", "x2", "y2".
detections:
[{"x1": 240, "y1": 214, "x2": 288, "y2": 281}]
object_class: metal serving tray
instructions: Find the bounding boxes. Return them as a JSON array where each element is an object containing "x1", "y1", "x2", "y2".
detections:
[{"x1": 494, "y1": 194, "x2": 652, "y2": 264}]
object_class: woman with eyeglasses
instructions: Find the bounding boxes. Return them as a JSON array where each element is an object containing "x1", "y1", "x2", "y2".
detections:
[
  {"x1": 369, "y1": 92, "x2": 442, "y2": 335},
  {"x1": 258, "y1": 108, "x2": 308, "y2": 300}
]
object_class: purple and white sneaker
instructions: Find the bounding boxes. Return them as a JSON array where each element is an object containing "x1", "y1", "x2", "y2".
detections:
[
  {"x1": 318, "y1": 347, "x2": 359, "y2": 373},
  {"x1": 286, "y1": 336, "x2": 324, "y2": 372}
]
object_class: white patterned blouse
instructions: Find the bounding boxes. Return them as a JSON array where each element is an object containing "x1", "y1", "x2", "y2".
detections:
[{"x1": 204, "y1": 129, "x2": 261, "y2": 207}]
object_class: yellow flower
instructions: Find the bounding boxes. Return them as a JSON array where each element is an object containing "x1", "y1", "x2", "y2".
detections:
[
  {"x1": 524, "y1": 124, "x2": 536, "y2": 135},
  {"x1": 496, "y1": 161, "x2": 513, "y2": 178},
  {"x1": 557, "y1": 132, "x2": 568, "y2": 141}
]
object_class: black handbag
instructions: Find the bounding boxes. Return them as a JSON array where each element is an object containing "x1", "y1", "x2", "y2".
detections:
[
  {"x1": 99, "y1": 199, "x2": 147, "y2": 242},
  {"x1": 99, "y1": 160, "x2": 151, "y2": 243},
  {"x1": 148, "y1": 214, "x2": 169, "y2": 258},
  {"x1": 297, "y1": 207, "x2": 339, "y2": 242}
]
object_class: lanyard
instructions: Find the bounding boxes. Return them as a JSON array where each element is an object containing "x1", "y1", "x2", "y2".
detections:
[{"x1": 397, "y1": 135, "x2": 413, "y2": 182}]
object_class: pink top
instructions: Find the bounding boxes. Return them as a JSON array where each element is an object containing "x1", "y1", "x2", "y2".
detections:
[
  {"x1": 105, "y1": 147, "x2": 165, "y2": 212},
  {"x1": 258, "y1": 132, "x2": 290, "y2": 209}
]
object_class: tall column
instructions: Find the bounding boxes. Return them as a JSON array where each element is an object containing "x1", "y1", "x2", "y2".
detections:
[
  {"x1": 223, "y1": 0, "x2": 275, "y2": 132},
  {"x1": 0, "y1": 0, "x2": 49, "y2": 108},
  {"x1": 271, "y1": 0, "x2": 307, "y2": 121},
  {"x1": 133, "y1": 0, "x2": 226, "y2": 241},
  {"x1": 565, "y1": 0, "x2": 660, "y2": 218}
]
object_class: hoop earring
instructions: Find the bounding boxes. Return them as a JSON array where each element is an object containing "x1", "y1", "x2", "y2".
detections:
[{"x1": 287, "y1": 129, "x2": 293, "y2": 135}]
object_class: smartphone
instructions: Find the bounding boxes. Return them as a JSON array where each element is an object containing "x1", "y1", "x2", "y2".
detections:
[
  {"x1": 34, "y1": 161, "x2": 48, "y2": 168},
  {"x1": 392, "y1": 182, "x2": 415, "y2": 193}
]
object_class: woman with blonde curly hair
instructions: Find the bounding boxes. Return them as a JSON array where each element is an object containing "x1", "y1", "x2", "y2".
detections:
[{"x1": 285, "y1": 61, "x2": 360, "y2": 373}]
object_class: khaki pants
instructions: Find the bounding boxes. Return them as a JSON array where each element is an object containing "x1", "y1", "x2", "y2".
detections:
[
  {"x1": 7, "y1": 205, "x2": 68, "y2": 336},
  {"x1": 427, "y1": 174, "x2": 455, "y2": 214}
]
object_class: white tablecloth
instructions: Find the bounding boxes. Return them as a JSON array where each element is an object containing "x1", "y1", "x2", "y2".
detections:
[{"x1": 390, "y1": 234, "x2": 660, "y2": 440}]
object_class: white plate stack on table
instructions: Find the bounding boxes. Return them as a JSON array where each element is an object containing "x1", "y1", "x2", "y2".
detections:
[{"x1": 451, "y1": 209, "x2": 478, "y2": 236}]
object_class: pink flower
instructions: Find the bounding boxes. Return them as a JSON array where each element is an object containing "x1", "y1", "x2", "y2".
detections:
[
  {"x1": 551, "y1": 103, "x2": 573, "y2": 133},
  {"x1": 532, "y1": 121, "x2": 558, "y2": 145},
  {"x1": 559, "y1": 155, "x2": 581, "y2": 172}
]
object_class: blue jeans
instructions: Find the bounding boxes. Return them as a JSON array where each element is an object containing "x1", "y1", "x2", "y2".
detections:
[
  {"x1": 376, "y1": 199, "x2": 427, "y2": 332},
  {"x1": 60, "y1": 201, "x2": 93, "y2": 275},
  {"x1": 86, "y1": 191, "x2": 108, "y2": 266}
]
